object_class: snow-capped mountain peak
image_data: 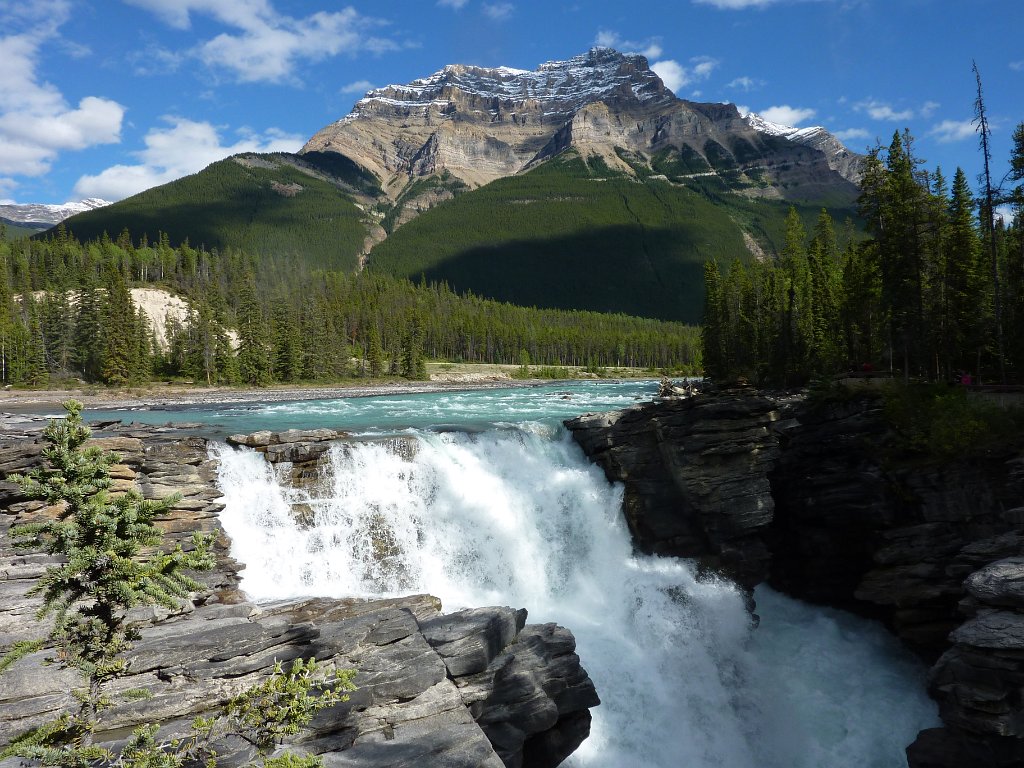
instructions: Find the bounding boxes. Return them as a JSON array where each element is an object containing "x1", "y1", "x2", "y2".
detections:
[
  {"x1": 343, "y1": 47, "x2": 671, "y2": 125},
  {"x1": 0, "y1": 198, "x2": 112, "y2": 227}
]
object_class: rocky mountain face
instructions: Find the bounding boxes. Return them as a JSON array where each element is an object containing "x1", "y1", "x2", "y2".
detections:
[
  {"x1": 0, "y1": 422, "x2": 598, "y2": 767},
  {"x1": 565, "y1": 386, "x2": 1024, "y2": 768},
  {"x1": 0, "y1": 198, "x2": 110, "y2": 228},
  {"x1": 303, "y1": 47, "x2": 861, "y2": 209}
]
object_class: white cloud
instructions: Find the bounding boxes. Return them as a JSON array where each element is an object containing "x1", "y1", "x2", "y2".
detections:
[
  {"x1": 340, "y1": 79, "x2": 375, "y2": 95},
  {"x1": 735, "y1": 104, "x2": 751, "y2": 117},
  {"x1": 920, "y1": 100, "x2": 940, "y2": 118},
  {"x1": 0, "y1": 1, "x2": 125, "y2": 190},
  {"x1": 651, "y1": 60, "x2": 686, "y2": 93},
  {"x1": 834, "y1": 127, "x2": 870, "y2": 142},
  {"x1": 728, "y1": 76, "x2": 763, "y2": 91},
  {"x1": 693, "y1": 0, "x2": 832, "y2": 8},
  {"x1": 854, "y1": 98, "x2": 914, "y2": 122},
  {"x1": 128, "y1": 44, "x2": 183, "y2": 76},
  {"x1": 125, "y1": 0, "x2": 398, "y2": 84},
  {"x1": 929, "y1": 119, "x2": 976, "y2": 143},
  {"x1": 1010, "y1": 61, "x2": 1024, "y2": 72},
  {"x1": 438, "y1": 0, "x2": 470, "y2": 7},
  {"x1": 73, "y1": 117, "x2": 304, "y2": 201},
  {"x1": 651, "y1": 56, "x2": 718, "y2": 93},
  {"x1": 759, "y1": 105, "x2": 817, "y2": 126},
  {"x1": 482, "y1": 2, "x2": 515, "y2": 20},
  {"x1": 594, "y1": 30, "x2": 663, "y2": 60},
  {"x1": 995, "y1": 204, "x2": 1017, "y2": 226},
  {"x1": 691, "y1": 56, "x2": 718, "y2": 79}
]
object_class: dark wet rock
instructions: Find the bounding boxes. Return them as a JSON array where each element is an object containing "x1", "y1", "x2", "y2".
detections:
[
  {"x1": 567, "y1": 386, "x2": 1024, "y2": 768},
  {"x1": 565, "y1": 384, "x2": 782, "y2": 587}
]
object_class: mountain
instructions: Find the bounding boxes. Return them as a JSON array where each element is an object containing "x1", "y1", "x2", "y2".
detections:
[
  {"x1": 305, "y1": 47, "x2": 861, "y2": 214},
  {"x1": 57, "y1": 48, "x2": 863, "y2": 323},
  {"x1": 2, "y1": 198, "x2": 110, "y2": 233}
]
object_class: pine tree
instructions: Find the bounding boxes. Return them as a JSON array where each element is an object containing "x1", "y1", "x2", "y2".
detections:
[
  {"x1": 401, "y1": 313, "x2": 426, "y2": 380},
  {"x1": 700, "y1": 260, "x2": 726, "y2": 379},
  {"x1": 366, "y1": 321, "x2": 385, "y2": 379},
  {"x1": 946, "y1": 168, "x2": 988, "y2": 375},
  {"x1": 807, "y1": 209, "x2": 842, "y2": 374},
  {"x1": 236, "y1": 276, "x2": 272, "y2": 387},
  {"x1": 2, "y1": 401, "x2": 215, "y2": 760},
  {"x1": 100, "y1": 268, "x2": 138, "y2": 386},
  {"x1": 74, "y1": 280, "x2": 104, "y2": 382},
  {"x1": 271, "y1": 299, "x2": 303, "y2": 383},
  {"x1": 23, "y1": 296, "x2": 49, "y2": 388}
]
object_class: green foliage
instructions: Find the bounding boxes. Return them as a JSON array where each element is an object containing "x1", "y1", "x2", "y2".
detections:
[
  {"x1": 6, "y1": 401, "x2": 216, "y2": 756},
  {"x1": 61, "y1": 155, "x2": 372, "y2": 273},
  {"x1": 227, "y1": 658, "x2": 355, "y2": 751},
  {"x1": 262, "y1": 754, "x2": 325, "y2": 768},
  {"x1": 369, "y1": 151, "x2": 855, "y2": 324},
  {"x1": 704, "y1": 125, "x2": 1024, "y2": 385},
  {"x1": 882, "y1": 383, "x2": 1024, "y2": 459}
]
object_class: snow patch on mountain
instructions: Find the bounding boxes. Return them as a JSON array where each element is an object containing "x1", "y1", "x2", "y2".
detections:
[
  {"x1": 344, "y1": 47, "x2": 670, "y2": 123},
  {"x1": 0, "y1": 198, "x2": 111, "y2": 226},
  {"x1": 746, "y1": 112, "x2": 827, "y2": 142}
]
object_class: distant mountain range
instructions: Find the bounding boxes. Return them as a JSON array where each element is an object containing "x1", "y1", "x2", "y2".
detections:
[
  {"x1": 56, "y1": 48, "x2": 863, "y2": 323},
  {"x1": 2, "y1": 198, "x2": 110, "y2": 232}
]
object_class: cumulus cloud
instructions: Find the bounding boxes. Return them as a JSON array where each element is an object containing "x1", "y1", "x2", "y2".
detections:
[
  {"x1": 759, "y1": 105, "x2": 817, "y2": 126},
  {"x1": 834, "y1": 127, "x2": 870, "y2": 142},
  {"x1": 693, "y1": 0, "x2": 831, "y2": 8},
  {"x1": 73, "y1": 117, "x2": 304, "y2": 201},
  {"x1": 482, "y1": 2, "x2": 515, "y2": 20},
  {"x1": 651, "y1": 56, "x2": 719, "y2": 94},
  {"x1": 124, "y1": 0, "x2": 397, "y2": 84},
  {"x1": 854, "y1": 98, "x2": 914, "y2": 122},
  {"x1": 728, "y1": 76, "x2": 763, "y2": 91},
  {"x1": 0, "y1": 0, "x2": 124, "y2": 193},
  {"x1": 340, "y1": 79, "x2": 375, "y2": 95},
  {"x1": 929, "y1": 119, "x2": 976, "y2": 143},
  {"x1": 594, "y1": 30, "x2": 663, "y2": 60}
]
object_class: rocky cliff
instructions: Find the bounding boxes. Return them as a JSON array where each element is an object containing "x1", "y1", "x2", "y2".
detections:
[
  {"x1": 0, "y1": 424, "x2": 598, "y2": 768},
  {"x1": 303, "y1": 48, "x2": 860, "y2": 209},
  {"x1": 565, "y1": 385, "x2": 1024, "y2": 768}
]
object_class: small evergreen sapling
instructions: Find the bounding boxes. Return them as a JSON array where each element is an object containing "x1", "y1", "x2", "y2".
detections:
[
  {"x1": 0, "y1": 400, "x2": 355, "y2": 767},
  {"x1": 1, "y1": 399, "x2": 216, "y2": 762}
]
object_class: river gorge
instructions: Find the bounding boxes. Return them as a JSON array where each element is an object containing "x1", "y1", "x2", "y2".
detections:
[{"x1": 5, "y1": 380, "x2": 1020, "y2": 766}]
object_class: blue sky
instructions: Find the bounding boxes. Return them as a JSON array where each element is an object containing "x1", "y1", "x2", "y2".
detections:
[{"x1": 2, "y1": 0, "x2": 1021, "y2": 206}]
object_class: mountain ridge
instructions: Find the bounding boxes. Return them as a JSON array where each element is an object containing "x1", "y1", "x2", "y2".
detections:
[
  {"x1": 52, "y1": 48, "x2": 864, "y2": 323},
  {"x1": 302, "y1": 47, "x2": 861, "y2": 210}
]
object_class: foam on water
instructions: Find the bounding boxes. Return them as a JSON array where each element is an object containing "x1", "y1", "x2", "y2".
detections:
[{"x1": 214, "y1": 425, "x2": 938, "y2": 767}]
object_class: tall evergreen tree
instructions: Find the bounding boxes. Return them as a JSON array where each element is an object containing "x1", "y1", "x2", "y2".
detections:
[
  {"x1": 946, "y1": 168, "x2": 988, "y2": 376},
  {"x1": 100, "y1": 268, "x2": 138, "y2": 385},
  {"x1": 235, "y1": 276, "x2": 272, "y2": 387},
  {"x1": 73, "y1": 280, "x2": 104, "y2": 382}
]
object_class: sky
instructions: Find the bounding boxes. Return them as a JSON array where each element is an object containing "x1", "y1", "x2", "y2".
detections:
[{"x1": 1, "y1": 0, "x2": 1021, "y2": 206}]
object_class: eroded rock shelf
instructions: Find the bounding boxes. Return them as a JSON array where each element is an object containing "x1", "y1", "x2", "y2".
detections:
[{"x1": 0, "y1": 424, "x2": 598, "y2": 768}]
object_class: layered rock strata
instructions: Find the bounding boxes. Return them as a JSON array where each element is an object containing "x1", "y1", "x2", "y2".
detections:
[
  {"x1": 0, "y1": 425, "x2": 598, "y2": 767},
  {"x1": 303, "y1": 48, "x2": 860, "y2": 208},
  {"x1": 565, "y1": 385, "x2": 1024, "y2": 768}
]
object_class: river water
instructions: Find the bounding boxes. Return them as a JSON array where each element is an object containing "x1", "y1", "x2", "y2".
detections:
[{"x1": 93, "y1": 381, "x2": 939, "y2": 766}]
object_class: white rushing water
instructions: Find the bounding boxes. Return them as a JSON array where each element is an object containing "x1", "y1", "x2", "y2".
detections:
[{"x1": 214, "y1": 417, "x2": 938, "y2": 768}]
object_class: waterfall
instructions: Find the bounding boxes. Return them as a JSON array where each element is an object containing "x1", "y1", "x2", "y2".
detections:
[{"x1": 214, "y1": 427, "x2": 938, "y2": 768}]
